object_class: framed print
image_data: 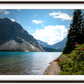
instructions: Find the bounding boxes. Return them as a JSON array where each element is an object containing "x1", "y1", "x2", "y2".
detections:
[{"x1": 0, "y1": 1, "x2": 84, "y2": 83}]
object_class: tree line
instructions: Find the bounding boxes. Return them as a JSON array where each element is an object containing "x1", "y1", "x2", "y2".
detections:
[{"x1": 63, "y1": 9, "x2": 84, "y2": 54}]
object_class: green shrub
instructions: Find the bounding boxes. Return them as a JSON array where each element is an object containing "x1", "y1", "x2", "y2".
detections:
[{"x1": 58, "y1": 43, "x2": 84, "y2": 75}]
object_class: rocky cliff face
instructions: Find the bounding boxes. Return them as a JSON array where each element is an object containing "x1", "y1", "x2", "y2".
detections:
[{"x1": 0, "y1": 18, "x2": 44, "y2": 52}]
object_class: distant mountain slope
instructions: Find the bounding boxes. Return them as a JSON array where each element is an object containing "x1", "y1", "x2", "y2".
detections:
[
  {"x1": 37, "y1": 40, "x2": 50, "y2": 47},
  {"x1": 43, "y1": 47, "x2": 62, "y2": 52},
  {"x1": 50, "y1": 38, "x2": 67, "y2": 49},
  {"x1": 0, "y1": 18, "x2": 44, "y2": 52},
  {"x1": 37, "y1": 38, "x2": 67, "y2": 51}
]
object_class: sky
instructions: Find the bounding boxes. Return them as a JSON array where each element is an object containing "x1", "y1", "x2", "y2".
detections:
[{"x1": 0, "y1": 9, "x2": 80, "y2": 45}]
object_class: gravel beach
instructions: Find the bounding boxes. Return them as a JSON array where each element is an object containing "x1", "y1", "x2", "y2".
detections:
[{"x1": 44, "y1": 59, "x2": 61, "y2": 75}]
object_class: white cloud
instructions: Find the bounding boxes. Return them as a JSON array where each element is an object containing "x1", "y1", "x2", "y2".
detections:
[
  {"x1": 42, "y1": 24, "x2": 44, "y2": 27},
  {"x1": 34, "y1": 15, "x2": 37, "y2": 16},
  {"x1": 10, "y1": 19, "x2": 15, "y2": 22},
  {"x1": 32, "y1": 25, "x2": 68, "y2": 45},
  {"x1": 32, "y1": 20, "x2": 43, "y2": 24},
  {"x1": 0, "y1": 9, "x2": 9, "y2": 15},
  {"x1": 49, "y1": 11, "x2": 72, "y2": 21}
]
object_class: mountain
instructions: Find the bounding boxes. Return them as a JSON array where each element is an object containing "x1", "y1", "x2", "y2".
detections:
[
  {"x1": 50, "y1": 37, "x2": 67, "y2": 50},
  {"x1": 37, "y1": 40, "x2": 50, "y2": 47},
  {"x1": 0, "y1": 18, "x2": 45, "y2": 52},
  {"x1": 37, "y1": 38, "x2": 67, "y2": 51},
  {"x1": 43, "y1": 47, "x2": 62, "y2": 52}
]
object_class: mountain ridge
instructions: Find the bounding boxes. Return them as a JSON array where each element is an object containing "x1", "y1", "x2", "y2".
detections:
[
  {"x1": 0, "y1": 18, "x2": 45, "y2": 52},
  {"x1": 37, "y1": 37, "x2": 67, "y2": 51}
]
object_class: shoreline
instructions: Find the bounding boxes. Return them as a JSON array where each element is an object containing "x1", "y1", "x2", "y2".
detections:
[{"x1": 43, "y1": 58, "x2": 61, "y2": 75}]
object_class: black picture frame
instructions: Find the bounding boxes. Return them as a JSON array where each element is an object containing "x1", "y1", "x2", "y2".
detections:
[
  {"x1": 0, "y1": 80, "x2": 84, "y2": 83},
  {"x1": 0, "y1": 1, "x2": 84, "y2": 83}
]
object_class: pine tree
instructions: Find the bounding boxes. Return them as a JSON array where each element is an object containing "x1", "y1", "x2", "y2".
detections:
[{"x1": 63, "y1": 9, "x2": 84, "y2": 54}]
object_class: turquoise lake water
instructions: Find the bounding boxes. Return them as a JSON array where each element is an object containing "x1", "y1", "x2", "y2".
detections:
[{"x1": 0, "y1": 52, "x2": 62, "y2": 75}]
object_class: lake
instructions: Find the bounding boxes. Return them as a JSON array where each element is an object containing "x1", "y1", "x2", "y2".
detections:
[{"x1": 0, "y1": 52, "x2": 62, "y2": 75}]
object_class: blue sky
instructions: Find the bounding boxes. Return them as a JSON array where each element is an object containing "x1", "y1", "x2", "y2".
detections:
[{"x1": 0, "y1": 9, "x2": 78, "y2": 45}]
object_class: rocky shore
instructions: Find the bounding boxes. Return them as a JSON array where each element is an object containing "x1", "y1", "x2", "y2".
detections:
[{"x1": 43, "y1": 58, "x2": 61, "y2": 75}]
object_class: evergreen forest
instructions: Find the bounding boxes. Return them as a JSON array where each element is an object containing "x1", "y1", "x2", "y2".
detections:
[{"x1": 57, "y1": 9, "x2": 84, "y2": 75}]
